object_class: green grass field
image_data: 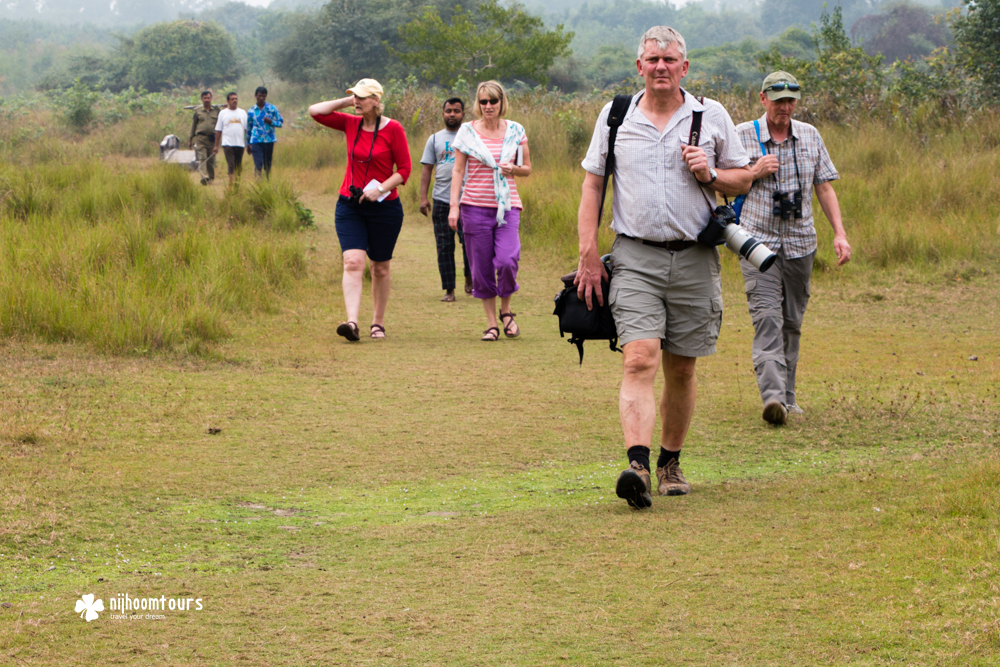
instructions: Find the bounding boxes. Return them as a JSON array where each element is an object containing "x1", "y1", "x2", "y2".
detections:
[{"x1": 1, "y1": 99, "x2": 999, "y2": 664}]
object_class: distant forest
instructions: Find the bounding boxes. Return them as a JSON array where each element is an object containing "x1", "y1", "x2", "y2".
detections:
[{"x1": 0, "y1": 0, "x2": 963, "y2": 95}]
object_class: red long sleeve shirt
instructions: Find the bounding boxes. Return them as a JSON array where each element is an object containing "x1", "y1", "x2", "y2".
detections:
[{"x1": 312, "y1": 111, "x2": 412, "y2": 201}]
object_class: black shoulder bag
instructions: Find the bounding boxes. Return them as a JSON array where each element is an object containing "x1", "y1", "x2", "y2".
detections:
[{"x1": 552, "y1": 94, "x2": 632, "y2": 365}]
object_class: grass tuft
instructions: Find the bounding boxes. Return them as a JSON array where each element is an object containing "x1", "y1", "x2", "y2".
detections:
[{"x1": 0, "y1": 162, "x2": 310, "y2": 355}]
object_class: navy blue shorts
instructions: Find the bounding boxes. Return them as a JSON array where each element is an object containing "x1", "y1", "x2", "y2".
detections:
[{"x1": 335, "y1": 195, "x2": 404, "y2": 262}]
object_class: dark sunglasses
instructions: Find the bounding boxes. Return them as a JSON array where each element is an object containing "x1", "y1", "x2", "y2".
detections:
[
  {"x1": 765, "y1": 82, "x2": 801, "y2": 92},
  {"x1": 479, "y1": 98, "x2": 500, "y2": 106}
]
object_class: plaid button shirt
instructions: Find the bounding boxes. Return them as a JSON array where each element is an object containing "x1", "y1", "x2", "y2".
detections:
[
  {"x1": 582, "y1": 90, "x2": 749, "y2": 242},
  {"x1": 735, "y1": 115, "x2": 839, "y2": 259}
]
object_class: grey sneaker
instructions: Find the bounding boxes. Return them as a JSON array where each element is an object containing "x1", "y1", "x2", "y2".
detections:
[
  {"x1": 656, "y1": 459, "x2": 691, "y2": 496},
  {"x1": 762, "y1": 400, "x2": 787, "y2": 426},
  {"x1": 616, "y1": 461, "x2": 652, "y2": 509},
  {"x1": 786, "y1": 403, "x2": 805, "y2": 416}
]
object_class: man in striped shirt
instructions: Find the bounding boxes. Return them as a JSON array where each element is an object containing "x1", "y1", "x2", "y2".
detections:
[
  {"x1": 735, "y1": 71, "x2": 851, "y2": 426},
  {"x1": 576, "y1": 26, "x2": 752, "y2": 509}
]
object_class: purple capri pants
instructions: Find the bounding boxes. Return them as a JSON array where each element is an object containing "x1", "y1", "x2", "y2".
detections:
[{"x1": 459, "y1": 204, "x2": 520, "y2": 299}]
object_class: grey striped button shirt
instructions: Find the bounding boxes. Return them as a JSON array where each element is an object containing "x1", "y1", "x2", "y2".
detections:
[
  {"x1": 581, "y1": 90, "x2": 750, "y2": 243},
  {"x1": 735, "y1": 115, "x2": 840, "y2": 259}
]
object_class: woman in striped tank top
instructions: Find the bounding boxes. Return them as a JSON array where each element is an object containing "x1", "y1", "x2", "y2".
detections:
[{"x1": 448, "y1": 81, "x2": 531, "y2": 341}]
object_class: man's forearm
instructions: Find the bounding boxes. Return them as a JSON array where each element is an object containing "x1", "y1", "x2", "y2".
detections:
[
  {"x1": 815, "y1": 182, "x2": 846, "y2": 236},
  {"x1": 578, "y1": 173, "x2": 603, "y2": 259},
  {"x1": 419, "y1": 165, "x2": 432, "y2": 201},
  {"x1": 711, "y1": 166, "x2": 753, "y2": 197}
]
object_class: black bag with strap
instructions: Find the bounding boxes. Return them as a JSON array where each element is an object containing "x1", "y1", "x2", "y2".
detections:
[{"x1": 552, "y1": 94, "x2": 632, "y2": 364}]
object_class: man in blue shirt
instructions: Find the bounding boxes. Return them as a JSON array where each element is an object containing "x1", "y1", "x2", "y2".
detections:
[{"x1": 246, "y1": 86, "x2": 284, "y2": 179}]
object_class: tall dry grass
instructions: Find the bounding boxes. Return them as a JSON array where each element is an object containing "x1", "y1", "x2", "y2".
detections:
[{"x1": 0, "y1": 156, "x2": 310, "y2": 354}]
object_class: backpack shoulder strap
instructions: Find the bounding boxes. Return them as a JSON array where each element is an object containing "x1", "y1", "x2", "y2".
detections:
[{"x1": 598, "y1": 94, "x2": 632, "y2": 227}]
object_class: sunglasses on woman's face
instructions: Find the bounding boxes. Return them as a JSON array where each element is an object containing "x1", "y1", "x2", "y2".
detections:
[{"x1": 479, "y1": 98, "x2": 500, "y2": 106}]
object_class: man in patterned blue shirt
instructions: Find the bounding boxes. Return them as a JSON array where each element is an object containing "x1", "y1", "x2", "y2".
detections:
[{"x1": 246, "y1": 86, "x2": 284, "y2": 179}]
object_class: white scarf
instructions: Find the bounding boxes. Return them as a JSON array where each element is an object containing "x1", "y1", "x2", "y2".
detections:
[{"x1": 452, "y1": 120, "x2": 526, "y2": 225}]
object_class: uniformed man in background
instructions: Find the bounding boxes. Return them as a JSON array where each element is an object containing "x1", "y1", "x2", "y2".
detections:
[{"x1": 189, "y1": 90, "x2": 220, "y2": 186}]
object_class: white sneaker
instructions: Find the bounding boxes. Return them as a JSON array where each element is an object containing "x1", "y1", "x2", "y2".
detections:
[{"x1": 786, "y1": 403, "x2": 805, "y2": 416}]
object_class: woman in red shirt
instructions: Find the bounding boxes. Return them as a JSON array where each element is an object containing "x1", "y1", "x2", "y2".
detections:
[{"x1": 309, "y1": 79, "x2": 412, "y2": 341}]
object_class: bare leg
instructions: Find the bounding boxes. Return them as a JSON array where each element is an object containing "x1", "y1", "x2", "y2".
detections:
[
  {"x1": 342, "y1": 249, "x2": 367, "y2": 325},
  {"x1": 660, "y1": 351, "x2": 698, "y2": 452},
  {"x1": 481, "y1": 296, "x2": 498, "y2": 330},
  {"x1": 499, "y1": 295, "x2": 519, "y2": 336},
  {"x1": 619, "y1": 339, "x2": 662, "y2": 450},
  {"x1": 370, "y1": 259, "x2": 391, "y2": 331}
]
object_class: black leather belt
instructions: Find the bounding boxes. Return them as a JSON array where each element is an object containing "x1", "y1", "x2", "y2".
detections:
[{"x1": 621, "y1": 235, "x2": 697, "y2": 251}]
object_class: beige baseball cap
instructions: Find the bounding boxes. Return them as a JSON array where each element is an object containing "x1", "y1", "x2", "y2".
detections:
[
  {"x1": 761, "y1": 71, "x2": 801, "y2": 100},
  {"x1": 346, "y1": 79, "x2": 383, "y2": 100}
]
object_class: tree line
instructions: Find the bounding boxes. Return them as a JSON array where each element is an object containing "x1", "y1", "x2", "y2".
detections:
[{"x1": 1, "y1": 0, "x2": 996, "y2": 109}]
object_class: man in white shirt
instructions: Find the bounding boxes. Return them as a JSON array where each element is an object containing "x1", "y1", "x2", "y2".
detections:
[
  {"x1": 213, "y1": 92, "x2": 248, "y2": 189},
  {"x1": 576, "y1": 26, "x2": 752, "y2": 509}
]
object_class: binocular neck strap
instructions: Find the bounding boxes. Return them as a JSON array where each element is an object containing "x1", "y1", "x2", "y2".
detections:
[
  {"x1": 349, "y1": 115, "x2": 382, "y2": 190},
  {"x1": 774, "y1": 131, "x2": 801, "y2": 193}
]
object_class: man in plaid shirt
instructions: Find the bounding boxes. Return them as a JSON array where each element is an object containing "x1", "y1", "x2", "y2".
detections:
[
  {"x1": 577, "y1": 26, "x2": 752, "y2": 509},
  {"x1": 735, "y1": 71, "x2": 852, "y2": 426}
]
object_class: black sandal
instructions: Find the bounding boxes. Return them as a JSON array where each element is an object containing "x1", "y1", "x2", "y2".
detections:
[
  {"x1": 499, "y1": 312, "x2": 519, "y2": 338},
  {"x1": 370, "y1": 324, "x2": 386, "y2": 339},
  {"x1": 481, "y1": 327, "x2": 499, "y2": 341},
  {"x1": 336, "y1": 321, "x2": 360, "y2": 342}
]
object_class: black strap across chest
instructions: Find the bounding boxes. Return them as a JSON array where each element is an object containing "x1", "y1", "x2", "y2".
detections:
[
  {"x1": 598, "y1": 94, "x2": 633, "y2": 226},
  {"x1": 350, "y1": 115, "x2": 382, "y2": 189}
]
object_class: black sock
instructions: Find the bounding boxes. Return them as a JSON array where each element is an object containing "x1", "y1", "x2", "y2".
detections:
[
  {"x1": 657, "y1": 448, "x2": 680, "y2": 469},
  {"x1": 626, "y1": 446, "x2": 650, "y2": 472}
]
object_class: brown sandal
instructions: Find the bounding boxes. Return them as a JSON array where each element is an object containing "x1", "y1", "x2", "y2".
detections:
[
  {"x1": 370, "y1": 324, "x2": 386, "y2": 339},
  {"x1": 481, "y1": 327, "x2": 499, "y2": 341},
  {"x1": 499, "y1": 312, "x2": 519, "y2": 338},
  {"x1": 336, "y1": 321, "x2": 360, "y2": 342}
]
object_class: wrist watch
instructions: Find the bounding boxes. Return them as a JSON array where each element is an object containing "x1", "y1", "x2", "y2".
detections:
[
  {"x1": 376, "y1": 184, "x2": 385, "y2": 194},
  {"x1": 699, "y1": 168, "x2": 718, "y2": 185}
]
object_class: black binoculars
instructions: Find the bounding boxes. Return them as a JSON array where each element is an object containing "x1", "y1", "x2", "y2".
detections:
[
  {"x1": 772, "y1": 189, "x2": 803, "y2": 220},
  {"x1": 348, "y1": 185, "x2": 366, "y2": 204}
]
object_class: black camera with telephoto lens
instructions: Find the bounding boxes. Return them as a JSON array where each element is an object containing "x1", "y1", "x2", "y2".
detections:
[
  {"x1": 772, "y1": 189, "x2": 802, "y2": 220},
  {"x1": 698, "y1": 203, "x2": 777, "y2": 272}
]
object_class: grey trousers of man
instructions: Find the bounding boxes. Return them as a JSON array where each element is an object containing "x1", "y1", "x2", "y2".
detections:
[
  {"x1": 740, "y1": 251, "x2": 815, "y2": 407},
  {"x1": 194, "y1": 136, "x2": 216, "y2": 182}
]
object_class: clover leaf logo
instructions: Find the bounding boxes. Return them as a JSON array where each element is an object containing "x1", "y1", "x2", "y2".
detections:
[{"x1": 75, "y1": 594, "x2": 104, "y2": 622}]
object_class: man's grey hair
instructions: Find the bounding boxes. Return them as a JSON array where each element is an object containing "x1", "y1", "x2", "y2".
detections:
[{"x1": 638, "y1": 26, "x2": 687, "y2": 60}]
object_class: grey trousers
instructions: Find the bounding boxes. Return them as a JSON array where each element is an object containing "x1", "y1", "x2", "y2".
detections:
[
  {"x1": 740, "y1": 251, "x2": 815, "y2": 406},
  {"x1": 194, "y1": 137, "x2": 215, "y2": 181}
]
